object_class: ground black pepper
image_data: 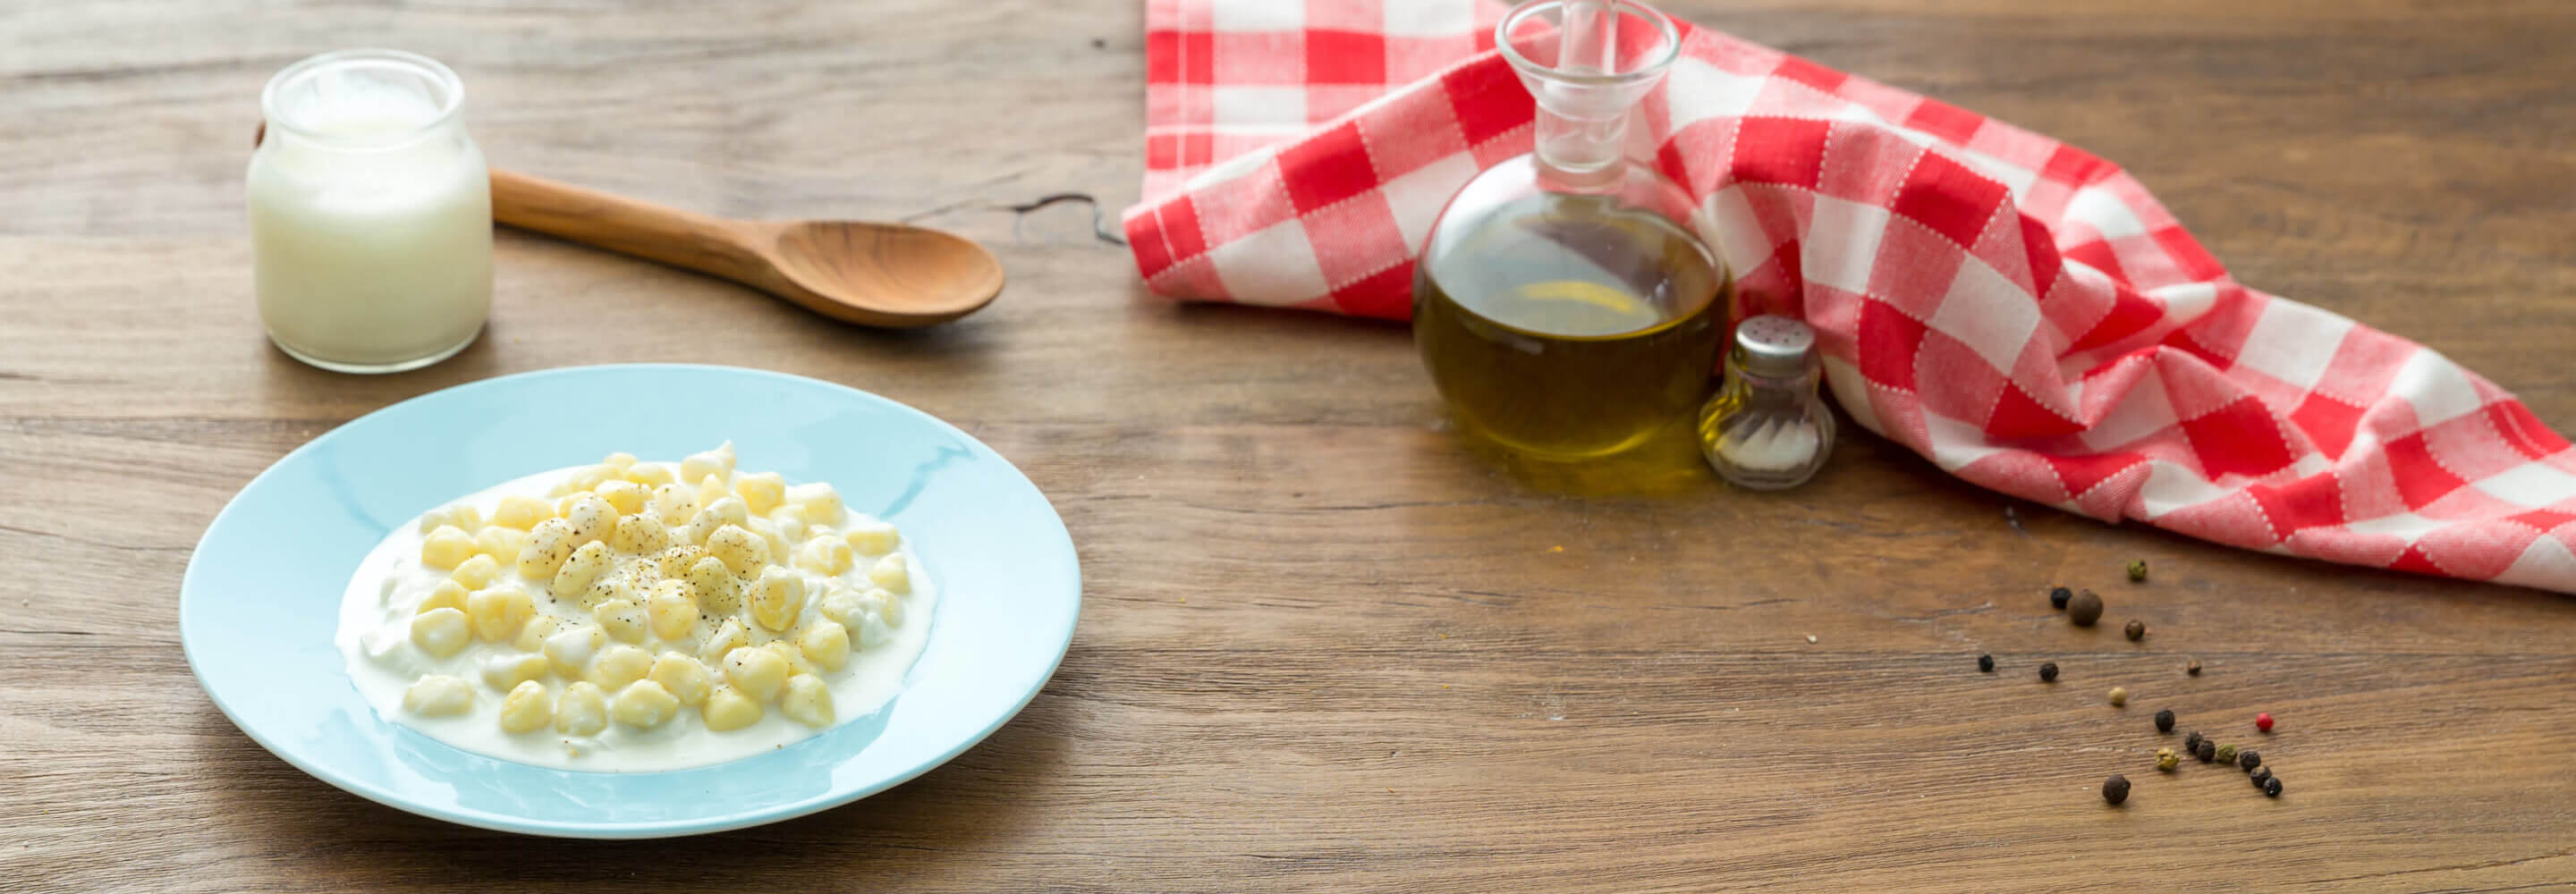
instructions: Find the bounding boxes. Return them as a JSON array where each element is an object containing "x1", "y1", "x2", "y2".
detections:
[
  {"x1": 2039, "y1": 662, "x2": 2059, "y2": 682},
  {"x1": 2103, "y1": 774, "x2": 2131, "y2": 805},
  {"x1": 2067, "y1": 589, "x2": 2105, "y2": 626},
  {"x1": 2238, "y1": 749, "x2": 2261, "y2": 772},
  {"x1": 2127, "y1": 560, "x2": 2148, "y2": 582},
  {"x1": 2050, "y1": 586, "x2": 2072, "y2": 610},
  {"x1": 2195, "y1": 739, "x2": 2216, "y2": 763},
  {"x1": 2124, "y1": 620, "x2": 2146, "y2": 641},
  {"x1": 2156, "y1": 709, "x2": 2176, "y2": 733},
  {"x1": 2264, "y1": 776, "x2": 2283, "y2": 797},
  {"x1": 1978, "y1": 654, "x2": 1995, "y2": 672},
  {"x1": 2187, "y1": 659, "x2": 2202, "y2": 676}
]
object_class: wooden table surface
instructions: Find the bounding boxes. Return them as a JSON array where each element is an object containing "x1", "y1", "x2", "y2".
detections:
[{"x1": 7, "y1": 1, "x2": 2575, "y2": 890}]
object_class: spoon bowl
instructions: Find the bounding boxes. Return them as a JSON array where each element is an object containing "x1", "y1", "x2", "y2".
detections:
[{"x1": 767, "y1": 219, "x2": 1005, "y2": 325}]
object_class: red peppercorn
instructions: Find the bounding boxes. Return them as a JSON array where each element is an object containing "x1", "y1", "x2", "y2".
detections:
[{"x1": 2256, "y1": 713, "x2": 2275, "y2": 733}]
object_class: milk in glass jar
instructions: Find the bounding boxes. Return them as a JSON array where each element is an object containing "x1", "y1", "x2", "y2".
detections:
[{"x1": 249, "y1": 49, "x2": 491, "y2": 373}]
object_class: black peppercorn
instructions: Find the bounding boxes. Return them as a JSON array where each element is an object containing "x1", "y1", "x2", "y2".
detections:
[
  {"x1": 2050, "y1": 586, "x2": 2072, "y2": 610},
  {"x1": 2238, "y1": 749, "x2": 2260, "y2": 772},
  {"x1": 2195, "y1": 739, "x2": 2216, "y2": 763},
  {"x1": 2155, "y1": 709, "x2": 2175, "y2": 733},
  {"x1": 2039, "y1": 662, "x2": 2059, "y2": 682},
  {"x1": 2184, "y1": 730, "x2": 2203, "y2": 752},
  {"x1": 2124, "y1": 620, "x2": 2146, "y2": 641},
  {"x1": 2250, "y1": 767, "x2": 2272, "y2": 789},
  {"x1": 2103, "y1": 774, "x2": 2131, "y2": 805},
  {"x1": 1978, "y1": 654, "x2": 1995, "y2": 672},
  {"x1": 2187, "y1": 659, "x2": 2202, "y2": 676},
  {"x1": 2067, "y1": 589, "x2": 2104, "y2": 627},
  {"x1": 2264, "y1": 776, "x2": 2283, "y2": 797},
  {"x1": 2127, "y1": 559, "x2": 2148, "y2": 582}
]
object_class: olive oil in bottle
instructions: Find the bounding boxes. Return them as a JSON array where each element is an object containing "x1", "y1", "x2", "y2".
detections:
[{"x1": 1414, "y1": 190, "x2": 1730, "y2": 460}]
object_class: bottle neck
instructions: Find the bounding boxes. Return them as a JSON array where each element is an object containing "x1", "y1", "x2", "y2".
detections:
[{"x1": 1533, "y1": 105, "x2": 1630, "y2": 190}]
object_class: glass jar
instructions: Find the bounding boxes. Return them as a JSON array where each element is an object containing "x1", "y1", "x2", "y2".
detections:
[
  {"x1": 1413, "y1": 0, "x2": 1732, "y2": 460},
  {"x1": 1698, "y1": 316, "x2": 1835, "y2": 489},
  {"x1": 250, "y1": 49, "x2": 491, "y2": 374}
]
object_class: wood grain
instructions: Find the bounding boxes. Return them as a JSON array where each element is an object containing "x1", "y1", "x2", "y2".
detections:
[{"x1": 5, "y1": 0, "x2": 2576, "y2": 890}]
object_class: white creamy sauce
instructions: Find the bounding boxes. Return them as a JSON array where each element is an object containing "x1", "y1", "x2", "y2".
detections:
[{"x1": 335, "y1": 461, "x2": 934, "y2": 772}]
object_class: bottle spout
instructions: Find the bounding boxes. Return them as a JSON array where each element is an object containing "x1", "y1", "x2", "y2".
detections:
[{"x1": 1498, "y1": 0, "x2": 1682, "y2": 187}]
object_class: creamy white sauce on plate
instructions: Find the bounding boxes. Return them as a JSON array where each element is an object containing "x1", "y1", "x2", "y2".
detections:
[{"x1": 335, "y1": 451, "x2": 934, "y2": 772}]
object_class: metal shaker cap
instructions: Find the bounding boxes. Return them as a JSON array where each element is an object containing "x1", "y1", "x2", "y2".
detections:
[{"x1": 1733, "y1": 315, "x2": 1816, "y2": 376}]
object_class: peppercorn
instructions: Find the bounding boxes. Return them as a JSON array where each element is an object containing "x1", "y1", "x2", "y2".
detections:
[
  {"x1": 2155, "y1": 709, "x2": 2175, "y2": 733},
  {"x1": 2108, "y1": 687, "x2": 2128, "y2": 707},
  {"x1": 2238, "y1": 749, "x2": 2261, "y2": 772},
  {"x1": 2187, "y1": 659, "x2": 2202, "y2": 676},
  {"x1": 2184, "y1": 730, "x2": 2203, "y2": 752},
  {"x1": 2124, "y1": 620, "x2": 2146, "y2": 641},
  {"x1": 2039, "y1": 662, "x2": 2059, "y2": 682},
  {"x1": 2256, "y1": 712, "x2": 2274, "y2": 732},
  {"x1": 2103, "y1": 774, "x2": 2131, "y2": 805},
  {"x1": 2127, "y1": 559, "x2": 2148, "y2": 582},
  {"x1": 2250, "y1": 767, "x2": 2272, "y2": 789},
  {"x1": 2067, "y1": 589, "x2": 2104, "y2": 627},
  {"x1": 2263, "y1": 776, "x2": 2283, "y2": 797},
  {"x1": 2049, "y1": 586, "x2": 2072, "y2": 610},
  {"x1": 2195, "y1": 739, "x2": 2216, "y2": 763},
  {"x1": 1978, "y1": 654, "x2": 1995, "y2": 672},
  {"x1": 2156, "y1": 748, "x2": 2179, "y2": 772},
  {"x1": 2215, "y1": 744, "x2": 2237, "y2": 764}
]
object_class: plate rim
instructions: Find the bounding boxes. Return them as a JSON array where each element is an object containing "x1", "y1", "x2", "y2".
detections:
[{"x1": 179, "y1": 362, "x2": 1081, "y2": 839}]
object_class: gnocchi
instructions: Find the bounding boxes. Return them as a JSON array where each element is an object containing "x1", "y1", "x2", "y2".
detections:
[
  {"x1": 498, "y1": 680, "x2": 553, "y2": 733},
  {"x1": 351, "y1": 446, "x2": 932, "y2": 770},
  {"x1": 555, "y1": 681, "x2": 608, "y2": 736},
  {"x1": 420, "y1": 525, "x2": 476, "y2": 570},
  {"x1": 403, "y1": 675, "x2": 474, "y2": 716}
]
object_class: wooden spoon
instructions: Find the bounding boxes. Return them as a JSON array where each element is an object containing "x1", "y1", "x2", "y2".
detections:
[{"x1": 489, "y1": 170, "x2": 1004, "y2": 327}]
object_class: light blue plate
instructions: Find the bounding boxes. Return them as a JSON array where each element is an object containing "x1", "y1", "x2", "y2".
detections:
[{"x1": 180, "y1": 364, "x2": 1080, "y2": 838}]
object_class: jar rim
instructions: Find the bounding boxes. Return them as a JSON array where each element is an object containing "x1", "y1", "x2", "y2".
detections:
[
  {"x1": 1495, "y1": 0, "x2": 1683, "y2": 88},
  {"x1": 259, "y1": 48, "x2": 465, "y2": 149}
]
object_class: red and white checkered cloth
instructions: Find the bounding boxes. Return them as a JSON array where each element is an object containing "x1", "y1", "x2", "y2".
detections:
[{"x1": 1122, "y1": 0, "x2": 2576, "y2": 593}]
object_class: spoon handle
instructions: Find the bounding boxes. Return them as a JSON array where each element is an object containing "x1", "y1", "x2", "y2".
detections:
[{"x1": 489, "y1": 169, "x2": 778, "y2": 289}]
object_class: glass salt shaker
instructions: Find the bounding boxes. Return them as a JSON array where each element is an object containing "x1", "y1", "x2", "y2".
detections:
[{"x1": 1697, "y1": 316, "x2": 1835, "y2": 489}]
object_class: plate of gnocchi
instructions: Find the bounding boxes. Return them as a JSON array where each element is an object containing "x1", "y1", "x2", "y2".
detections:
[{"x1": 180, "y1": 364, "x2": 1080, "y2": 838}]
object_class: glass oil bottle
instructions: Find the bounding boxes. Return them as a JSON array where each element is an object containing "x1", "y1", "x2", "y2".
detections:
[{"x1": 1414, "y1": 0, "x2": 1731, "y2": 460}]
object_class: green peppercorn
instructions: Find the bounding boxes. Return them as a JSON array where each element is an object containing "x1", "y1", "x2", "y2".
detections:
[
  {"x1": 2156, "y1": 747, "x2": 2179, "y2": 772},
  {"x1": 2155, "y1": 709, "x2": 2175, "y2": 733},
  {"x1": 2238, "y1": 749, "x2": 2260, "y2": 772},
  {"x1": 2039, "y1": 662, "x2": 2059, "y2": 682},
  {"x1": 2264, "y1": 776, "x2": 2283, "y2": 797},
  {"x1": 2050, "y1": 586, "x2": 2072, "y2": 610},
  {"x1": 1978, "y1": 654, "x2": 1995, "y2": 672},
  {"x1": 2124, "y1": 620, "x2": 2146, "y2": 641},
  {"x1": 2068, "y1": 589, "x2": 2105, "y2": 627},
  {"x1": 2103, "y1": 774, "x2": 2131, "y2": 805},
  {"x1": 2127, "y1": 560, "x2": 2148, "y2": 582},
  {"x1": 2195, "y1": 739, "x2": 2216, "y2": 763},
  {"x1": 2215, "y1": 744, "x2": 2237, "y2": 764},
  {"x1": 2108, "y1": 687, "x2": 2128, "y2": 706}
]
